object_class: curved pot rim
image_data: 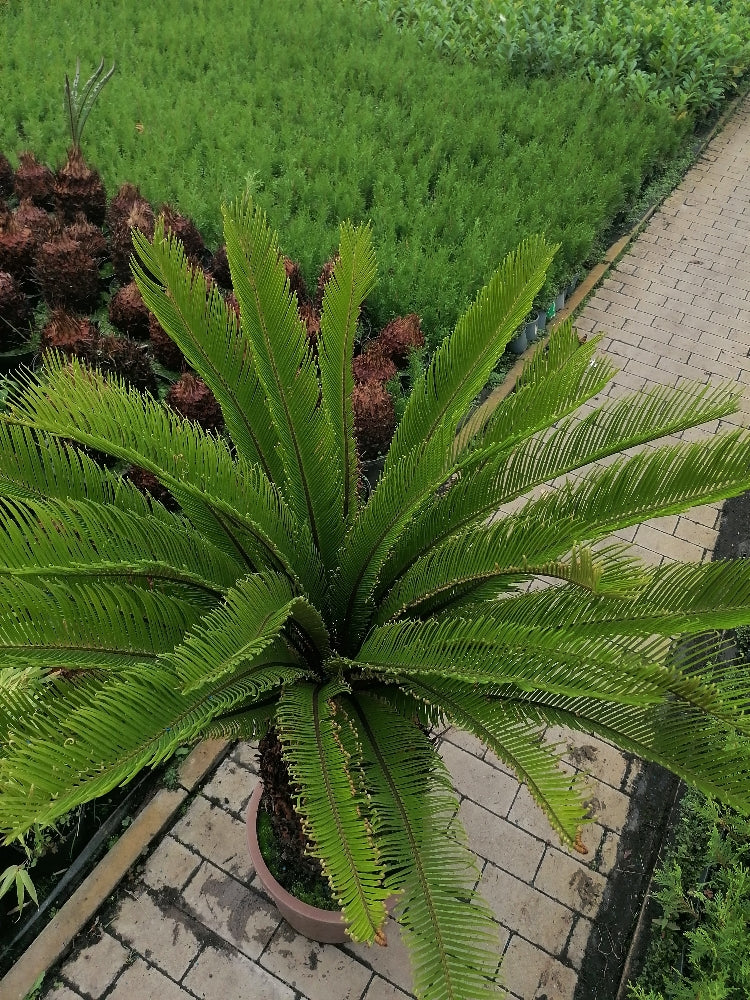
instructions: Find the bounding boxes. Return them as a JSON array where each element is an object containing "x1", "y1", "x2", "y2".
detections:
[{"x1": 246, "y1": 781, "x2": 348, "y2": 934}]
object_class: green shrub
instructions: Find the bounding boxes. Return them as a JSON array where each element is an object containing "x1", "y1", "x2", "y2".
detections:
[
  {"x1": 361, "y1": 0, "x2": 750, "y2": 116},
  {"x1": 628, "y1": 709, "x2": 750, "y2": 998},
  {"x1": 0, "y1": 0, "x2": 684, "y2": 346}
]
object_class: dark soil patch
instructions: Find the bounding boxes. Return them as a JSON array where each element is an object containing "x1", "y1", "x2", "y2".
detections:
[{"x1": 573, "y1": 763, "x2": 680, "y2": 1000}]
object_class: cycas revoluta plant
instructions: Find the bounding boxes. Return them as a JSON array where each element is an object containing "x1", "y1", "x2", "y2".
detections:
[
  {"x1": 1, "y1": 196, "x2": 750, "y2": 1000},
  {"x1": 55, "y1": 58, "x2": 115, "y2": 224}
]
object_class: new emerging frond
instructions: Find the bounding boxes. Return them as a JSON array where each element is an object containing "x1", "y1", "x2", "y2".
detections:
[
  {"x1": 222, "y1": 196, "x2": 344, "y2": 566},
  {"x1": 318, "y1": 222, "x2": 378, "y2": 526}
]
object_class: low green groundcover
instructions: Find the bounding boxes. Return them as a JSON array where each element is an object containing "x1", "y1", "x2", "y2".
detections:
[
  {"x1": 628, "y1": 630, "x2": 750, "y2": 1000},
  {"x1": 0, "y1": 0, "x2": 685, "y2": 346}
]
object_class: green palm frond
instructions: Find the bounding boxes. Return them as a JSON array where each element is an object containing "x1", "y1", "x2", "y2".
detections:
[
  {"x1": 222, "y1": 196, "x2": 343, "y2": 566},
  {"x1": 380, "y1": 380, "x2": 741, "y2": 598},
  {"x1": 0, "y1": 665, "x2": 48, "y2": 743},
  {"x1": 467, "y1": 369, "x2": 738, "y2": 473},
  {"x1": 318, "y1": 222, "x2": 377, "y2": 526},
  {"x1": 276, "y1": 680, "x2": 389, "y2": 943},
  {"x1": 332, "y1": 237, "x2": 555, "y2": 643},
  {"x1": 332, "y1": 428, "x2": 452, "y2": 647},
  {"x1": 347, "y1": 694, "x2": 503, "y2": 1000},
  {"x1": 0, "y1": 496, "x2": 242, "y2": 600},
  {"x1": 2, "y1": 356, "x2": 324, "y2": 599},
  {"x1": 516, "y1": 695, "x2": 750, "y2": 813},
  {"x1": 355, "y1": 618, "x2": 665, "y2": 706},
  {"x1": 167, "y1": 573, "x2": 329, "y2": 694},
  {"x1": 489, "y1": 558, "x2": 750, "y2": 637},
  {"x1": 0, "y1": 422, "x2": 171, "y2": 524},
  {"x1": 400, "y1": 677, "x2": 590, "y2": 849},
  {"x1": 131, "y1": 222, "x2": 285, "y2": 485},
  {"x1": 202, "y1": 701, "x2": 277, "y2": 742},
  {"x1": 0, "y1": 581, "x2": 200, "y2": 672},
  {"x1": 386, "y1": 236, "x2": 556, "y2": 472},
  {"x1": 379, "y1": 430, "x2": 750, "y2": 618},
  {"x1": 453, "y1": 323, "x2": 614, "y2": 460},
  {"x1": 378, "y1": 535, "x2": 646, "y2": 623},
  {"x1": 0, "y1": 645, "x2": 308, "y2": 839},
  {"x1": 355, "y1": 612, "x2": 750, "y2": 734}
]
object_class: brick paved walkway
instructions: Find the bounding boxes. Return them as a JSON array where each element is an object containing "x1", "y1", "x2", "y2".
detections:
[{"x1": 20, "y1": 94, "x2": 750, "y2": 1000}]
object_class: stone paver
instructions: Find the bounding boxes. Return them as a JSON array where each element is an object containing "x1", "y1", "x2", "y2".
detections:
[
  {"x1": 63, "y1": 932, "x2": 129, "y2": 996},
  {"x1": 183, "y1": 944, "x2": 294, "y2": 1000},
  {"x1": 480, "y1": 863, "x2": 574, "y2": 955},
  {"x1": 201, "y1": 758, "x2": 259, "y2": 818},
  {"x1": 181, "y1": 860, "x2": 281, "y2": 960},
  {"x1": 362, "y1": 977, "x2": 412, "y2": 1000},
  {"x1": 105, "y1": 958, "x2": 188, "y2": 1000},
  {"x1": 172, "y1": 793, "x2": 254, "y2": 882},
  {"x1": 460, "y1": 799, "x2": 546, "y2": 881},
  {"x1": 501, "y1": 934, "x2": 577, "y2": 1000},
  {"x1": 535, "y1": 849, "x2": 608, "y2": 916},
  {"x1": 21, "y1": 87, "x2": 750, "y2": 1000},
  {"x1": 344, "y1": 918, "x2": 418, "y2": 995},
  {"x1": 110, "y1": 890, "x2": 201, "y2": 980},
  {"x1": 39, "y1": 988, "x2": 83, "y2": 1000},
  {"x1": 260, "y1": 923, "x2": 372, "y2": 1000},
  {"x1": 141, "y1": 834, "x2": 202, "y2": 893}
]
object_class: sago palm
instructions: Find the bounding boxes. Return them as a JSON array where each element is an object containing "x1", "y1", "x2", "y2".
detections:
[{"x1": 1, "y1": 196, "x2": 750, "y2": 1000}]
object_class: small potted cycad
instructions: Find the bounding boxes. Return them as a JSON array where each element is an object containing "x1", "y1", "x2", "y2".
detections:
[{"x1": 1, "y1": 196, "x2": 750, "y2": 1000}]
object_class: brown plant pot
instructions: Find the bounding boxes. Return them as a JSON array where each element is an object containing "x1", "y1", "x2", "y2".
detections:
[{"x1": 246, "y1": 782, "x2": 349, "y2": 944}]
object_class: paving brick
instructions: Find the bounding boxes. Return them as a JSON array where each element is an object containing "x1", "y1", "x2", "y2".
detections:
[
  {"x1": 439, "y1": 741, "x2": 518, "y2": 816},
  {"x1": 441, "y1": 726, "x2": 486, "y2": 759},
  {"x1": 361, "y1": 976, "x2": 412, "y2": 1000},
  {"x1": 171, "y1": 793, "x2": 254, "y2": 882},
  {"x1": 177, "y1": 740, "x2": 229, "y2": 792},
  {"x1": 183, "y1": 943, "x2": 294, "y2": 1000},
  {"x1": 111, "y1": 889, "x2": 201, "y2": 980},
  {"x1": 261, "y1": 923, "x2": 372, "y2": 1000},
  {"x1": 669, "y1": 333, "x2": 721, "y2": 360},
  {"x1": 677, "y1": 505, "x2": 720, "y2": 530},
  {"x1": 460, "y1": 799, "x2": 545, "y2": 882},
  {"x1": 534, "y1": 849, "x2": 608, "y2": 917},
  {"x1": 63, "y1": 932, "x2": 129, "y2": 997},
  {"x1": 622, "y1": 360, "x2": 678, "y2": 388},
  {"x1": 105, "y1": 958, "x2": 189, "y2": 1000},
  {"x1": 672, "y1": 517, "x2": 718, "y2": 550},
  {"x1": 230, "y1": 741, "x2": 259, "y2": 769},
  {"x1": 581, "y1": 778, "x2": 632, "y2": 834},
  {"x1": 344, "y1": 918, "x2": 419, "y2": 995},
  {"x1": 544, "y1": 728, "x2": 629, "y2": 790},
  {"x1": 499, "y1": 934, "x2": 577, "y2": 1000},
  {"x1": 141, "y1": 835, "x2": 202, "y2": 892},
  {"x1": 41, "y1": 987, "x2": 84, "y2": 1000},
  {"x1": 480, "y1": 865, "x2": 574, "y2": 956},
  {"x1": 658, "y1": 354, "x2": 706, "y2": 381},
  {"x1": 181, "y1": 860, "x2": 280, "y2": 960},
  {"x1": 633, "y1": 522, "x2": 706, "y2": 562},
  {"x1": 565, "y1": 915, "x2": 594, "y2": 970},
  {"x1": 201, "y1": 758, "x2": 259, "y2": 817}
]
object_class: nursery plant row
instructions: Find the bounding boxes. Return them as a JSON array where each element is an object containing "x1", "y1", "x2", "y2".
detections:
[
  {"x1": 363, "y1": 0, "x2": 750, "y2": 117},
  {"x1": 0, "y1": 0, "x2": 691, "y2": 346}
]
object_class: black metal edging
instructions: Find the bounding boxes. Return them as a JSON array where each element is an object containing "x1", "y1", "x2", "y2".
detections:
[{"x1": 0, "y1": 768, "x2": 157, "y2": 972}]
